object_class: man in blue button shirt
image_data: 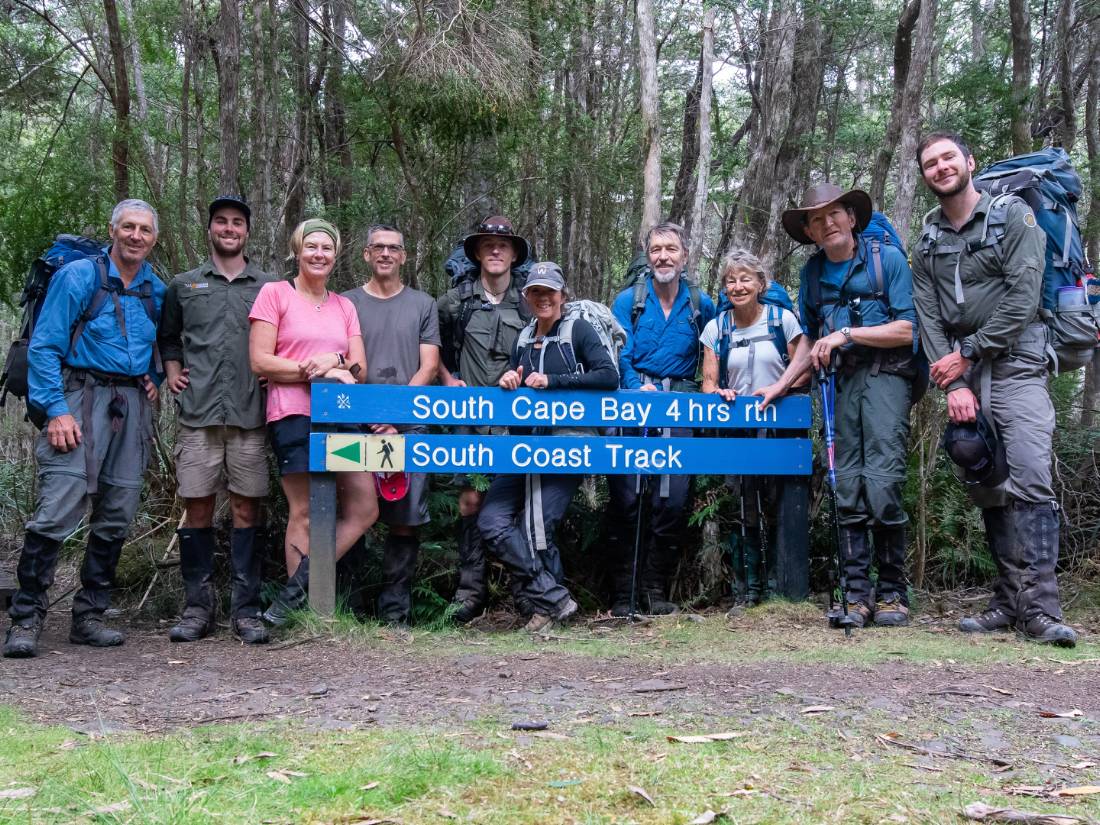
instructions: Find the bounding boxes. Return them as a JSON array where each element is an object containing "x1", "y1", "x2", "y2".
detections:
[
  {"x1": 760, "y1": 184, "x2": 917, "y2": 629},
  {"x1": 4, "y1": 199, "x2": 165, "y2": 658},
  {"x1": 608, "y1": 222, "x2": 716, "y2": 615}
]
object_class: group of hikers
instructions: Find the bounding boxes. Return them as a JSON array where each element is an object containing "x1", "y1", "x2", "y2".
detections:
[{"x1": 1, "y1": 130, "x2": 1082, "y2": 660}]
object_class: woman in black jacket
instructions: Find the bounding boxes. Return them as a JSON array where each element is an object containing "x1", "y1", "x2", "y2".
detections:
[{"x1": 478, "y1": 262, "x2": 618, "y2": 632}]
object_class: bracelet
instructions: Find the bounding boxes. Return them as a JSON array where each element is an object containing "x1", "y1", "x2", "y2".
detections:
[{"x1": 336, "y1": 352, "x2": 346, "y2": 368}]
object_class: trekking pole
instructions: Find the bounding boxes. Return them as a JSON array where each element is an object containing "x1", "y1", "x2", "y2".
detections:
[
  {"x1": 737, "y1": 486, "x2": 749, "y2": 603},
  {"x1": 817, "y1": 364, "x2": 855, "y2": 637}
]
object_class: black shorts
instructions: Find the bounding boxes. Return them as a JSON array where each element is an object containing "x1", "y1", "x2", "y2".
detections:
[{"x1": 268, "y1": 415, "x2": 311, "y2": 476}]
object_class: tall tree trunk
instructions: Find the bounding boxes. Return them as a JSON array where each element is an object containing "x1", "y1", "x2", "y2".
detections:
[
  {"x1": 102, "y1": 0, "x2": 130, "y2": 199},
  {"x1": 870, "y1": 0, "x2": 921, "y2": 208},
  {"x1": 214, "y1": 0, "x2": 241, "y2": 194},
  {"x1": 1082, "y1": 29, "x2": 1100, "y2": 430},
  {"x1": 1054, "y1": 0, "x2": 1076, "y2": 150},
  {"x1": 1009, "y1": 0, "x2": 1032, "y2": 154},
  {"x1": 283, "y1": 0, "x2": 310, "y2": 243},
  {"x1": 889, "y1": 0, "x2": 939, "y2": 244},
  {"x1": 635, "y1": 0, "x2": 660, "y2": 247},
  {"x1": 686, "y1": 8, "x2": 715, "y2": 276},
  {"x1": 668, "y1": 58, "x2": 702, "y2": 226}
]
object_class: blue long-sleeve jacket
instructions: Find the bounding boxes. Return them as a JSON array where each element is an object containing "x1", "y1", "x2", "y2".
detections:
[
  {"x1": 611, "y1": 278, "x2": 716, "y2": 389},
  {"x1": 29, "y1": 250, "x2": 165, "y2": 419}
]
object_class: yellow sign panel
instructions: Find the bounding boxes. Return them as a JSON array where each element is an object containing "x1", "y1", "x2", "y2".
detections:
[{"x1": 325, "y1": 434, "x2": 405, "y2": 472}]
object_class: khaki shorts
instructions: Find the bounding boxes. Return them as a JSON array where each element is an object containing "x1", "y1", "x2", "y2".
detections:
[{"x1": 174, "y1": 425, "x2": 269, "y2": 499}]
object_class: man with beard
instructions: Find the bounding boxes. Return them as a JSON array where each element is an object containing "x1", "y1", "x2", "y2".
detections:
[
  {"x1": 437, "y1": 217, "x2": 533, "y2": 622},
  {"x1": 342, "y1": 224, "x2": 440, "y2": 626},
  {"x1": 4, "y1": 200, "x2": 163, "y2": 658},
  {"x1": 761, "y1": 185, "x2": 917, "y2": 629},
  {"x1": 911, "y1": 131, "x2": 1075, "y2": 646},
  {"x1": 607, "y1": 222, "x2": 716, "y2": 615},
  {"x1": 158, "y1": 196, "x2": 275, "y2": 644}
]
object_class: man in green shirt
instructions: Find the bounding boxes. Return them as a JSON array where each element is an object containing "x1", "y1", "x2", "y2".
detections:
[
  {"x1": 911, "y1": 132, "x2": 1075, "y2": 647},
  {"x1": 436, "y1": 217, "x2": 532, "y2": 622},
  {"x1": 158, "y1": 196, "x2": 275, "y2": 644}
]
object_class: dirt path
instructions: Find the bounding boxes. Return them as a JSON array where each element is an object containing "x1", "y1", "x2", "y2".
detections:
[{"x1": 3, "y1": 615, "x2": 1099, "y2": 759}]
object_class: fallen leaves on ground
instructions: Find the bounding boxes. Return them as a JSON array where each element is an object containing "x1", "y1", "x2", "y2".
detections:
[
  {"x1": 689, "y1": 811, "x2": 725, "y2": 824},
  {"x1": 962, "y1": 801, "x2": 1082, "y2": 823},
  {"x1": 801, "y1": 705, "x2": 835, "y2": 714},
  {"x1": 628, "y1": 785, "x2": 655, "y2": 806},
  {"x1": 1037, "y1": 709, "x2": 1084, "y2": 719},
  {"x1": 266, "y1": 769, "x2": 308, "y2": 783},
  {"x1": 0, "y1": 787, "x2": 35, "y2": 800},
  {"x1": 233, "y1": 751, "x2": 277, "y2": 765},
  {"x1": 668, "y1": 732, "x2": 747, "y2": 744},
  {"x1": 1051, "y1": 786, "x2": 1100, "y2": 798}
]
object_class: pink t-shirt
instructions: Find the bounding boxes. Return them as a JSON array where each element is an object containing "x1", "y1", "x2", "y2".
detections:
[{"x1": 249, "y1": 280, "x2": 362, "y2": 422}]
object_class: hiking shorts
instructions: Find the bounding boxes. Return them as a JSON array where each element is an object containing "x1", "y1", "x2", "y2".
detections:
[{"x1": 174, "y1": 424, "x2": 269, "y2": 499}]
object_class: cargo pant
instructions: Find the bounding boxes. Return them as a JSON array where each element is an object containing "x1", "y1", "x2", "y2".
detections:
[
  {"x1": 961, "y1": 323, "x2": 1062, "y2": 622},
  {"x1": 10, "y1": 377, "x2": 151, "y2": 623}
]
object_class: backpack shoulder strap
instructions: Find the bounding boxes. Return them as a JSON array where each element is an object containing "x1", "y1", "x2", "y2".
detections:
[
  {"x1": 687, "y1": 281, "x2": 703, "y2": 337},
  {"x1": 69, "y1": 255, "x2": 112, "y2": 352},
  {"x1": 767, "y1": 305, "x2": 790, "y2": 365},
  {"x1": 630, "y1": 277, "x2": 647, "y2": 329},
  {"x1": 453, "y1": 279, "x2": 477, "y2": 355},
  {"x1": 717, "y1": 310, "x2": 731, "y2": 390}
]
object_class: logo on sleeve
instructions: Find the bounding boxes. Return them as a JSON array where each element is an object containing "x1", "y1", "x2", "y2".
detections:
[{"x1": 1023, "y1": 212, "x2": 1037, "y2": 228}]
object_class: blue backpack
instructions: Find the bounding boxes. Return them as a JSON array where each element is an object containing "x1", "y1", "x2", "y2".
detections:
[
  {"x1": 968, "y1": 148, "x2": 1100, "y2": 372},
  {"x1": 803, "y1": 211, "x2": 930, "y2": 404},
  {"x1": 0, "y1": 235, "x2": 160, "y2": 422},
  {"x1": 714, "y1": 281, "x2": 795, "y2": 390}
]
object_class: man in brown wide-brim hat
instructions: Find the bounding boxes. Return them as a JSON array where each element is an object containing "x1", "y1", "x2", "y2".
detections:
[{"x1": 756, "y1": 182, "x2": 920, "y2": 632}]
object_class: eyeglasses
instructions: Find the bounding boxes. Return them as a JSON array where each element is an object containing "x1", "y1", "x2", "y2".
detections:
[{"x1": 367, "y1": 243, "x2": 404, "y2": 253}]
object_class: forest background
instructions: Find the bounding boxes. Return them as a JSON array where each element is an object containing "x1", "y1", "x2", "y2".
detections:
[{"x1": 0, "y1": 0, "x2": 1097, "y2": 615}]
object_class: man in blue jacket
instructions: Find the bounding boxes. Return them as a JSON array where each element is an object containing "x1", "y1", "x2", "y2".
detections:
[
  {"x1": 608, "y1": 222, "x2": 716, "y2": 615},
  {"x1": 4, "y1": 199, "x2": 165, "y2": 658}
]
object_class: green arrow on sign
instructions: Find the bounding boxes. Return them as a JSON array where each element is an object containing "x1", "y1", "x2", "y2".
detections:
[{"x1": 331, "y1": 439, "x2": 361, "y2": 464}]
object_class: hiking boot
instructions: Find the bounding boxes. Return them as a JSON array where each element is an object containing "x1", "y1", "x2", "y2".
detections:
[
  {"x1": 958, "y1": 608, "x2": 1013, "y2": 634},
  {"x1": 232, "y1": 616, "x2": 270, "y2": 645},
  {"x1": 1019, "y1": 614, "x2": 1077, "y2": 648},
  {"x1": 69, "y1": 615, "x2": 124, "y2": 647},
  {"x1": 609, "y1": 598, "x2": 634, "y2": 618},
  {"x1": 828, "y1": 602, "x2": 870, "y2": 629},
  {"x1": 170, "y1": 527, "x2": 216, "y2": 643},
  {"x1": 169, "y1": 606, "x2": 214, "y2": 642},
  {"x1": 262, "y1": 556, "x2": 310, "y2": 627},
  {"x1": 874, "y1": 595, "x2": 909, "y2": 627},
  {"x1": 450, "y1": 514, "x2": 488, "y2": 624},
  {"x1": 378, "y1": 535, "x2": 419, "y2": 626},
  {"x1": 3, "y1": 619, "x2": 42, "y2": 658},
  {"x1": 642, "y1": 592, "x2": 680, "y2": 615},
  {"x1": 525, "y1": 597, "x2": 578, "y2": 633},
  {"x1": 450, "y1": 598, "x2": 484, "y2": 624}
]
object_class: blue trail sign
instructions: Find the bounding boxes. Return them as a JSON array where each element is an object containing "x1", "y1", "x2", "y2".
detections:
[{"x1": 311, "y1": 385, "x2": 810, "y2": 430}]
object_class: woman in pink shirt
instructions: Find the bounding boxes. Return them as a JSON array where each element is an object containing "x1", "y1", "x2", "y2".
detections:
[{"x1": 249, "y1": 219, "x2": 378, "y2": 625}]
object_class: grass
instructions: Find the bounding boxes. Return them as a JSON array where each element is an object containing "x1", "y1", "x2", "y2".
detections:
[
  {"x1": 287, "y1": 599, "x2": 1100, "y2": 670},
  {"x1": 1, "y1": 703, "x2": 1098, "y2": 824}
]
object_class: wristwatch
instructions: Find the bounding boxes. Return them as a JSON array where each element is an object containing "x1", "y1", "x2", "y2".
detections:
[
  {"x1": 959, "y1": 341, "x2": 979, "y2": 362},
  {"x1": 840, "y1": 327, "x2": 854, "y2": 344},
  {"x1": 336, "y1": 352, "x2": 346, "y2": 368}
]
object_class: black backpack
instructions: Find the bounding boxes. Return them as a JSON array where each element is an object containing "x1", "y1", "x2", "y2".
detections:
[{"x1": 0, "y1": 235, "x2": 160, "y2": 423}]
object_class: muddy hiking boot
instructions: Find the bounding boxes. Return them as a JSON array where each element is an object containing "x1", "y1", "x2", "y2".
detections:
[
  {"x1": 640, "y1": 539, "x2": 681, "y2": 615},
  {"x1": 232, "y1": 616, "x2": 269, "y2": 645},
  {"x1": 262, "y1": 556, "x2": 310, "y2": 627},
  {"x1": 3, "y1": 619, "x2": 42, "y2": 658},
  {"x1": 828, "y1": 602, "x2": 871, "y2": 629},
  {"x1": 378, "y1": 535, "x2": 419, "y2": 627},
  {"x1": 169, "y1": 528, "x2": 216, "y2": 643},
  {"x1": 1019, "y1": 614, "x2": 1077, "y2": 648},
  {"x1": 525, "y1": 597, "x2": 578, "y2": 634},
  {"x1": 958, "y1": 607, "x2": 1014, "y2": 634},
  {"x1": 69, "y1": 614, "x2": 124, "y2": 647},
  {"x1": 873, "y1": 594, "x2": 909, "y2": 627}
]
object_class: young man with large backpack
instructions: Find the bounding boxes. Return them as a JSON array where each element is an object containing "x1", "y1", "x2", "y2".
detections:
[
  {"x1": 911, "y1": 131, "x2": 1076, "y2": 647},
  {"x1": 436, "y1": 216, "x2": 534, "y2": 622},
  {"x1": 607, "y1": 221, "x2": 717, "y2": 616},
  {"x1": 158, "y1": 196, "x2": 274, "y2": 645},
  {"x1": 763, "y1": 184, "x2": 918, "y2": 629},
  {"x1": 4, "y1": 199, "x2": 165, "y2": 658}
]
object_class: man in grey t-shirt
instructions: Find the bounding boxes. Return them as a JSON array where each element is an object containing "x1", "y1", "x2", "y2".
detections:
[{"x1": 342, "y1": 224, "x2": 441, "y2": 626}]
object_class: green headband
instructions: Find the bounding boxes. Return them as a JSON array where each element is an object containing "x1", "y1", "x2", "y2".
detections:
[{"x1": 301, "y1": 218, "x2": 339, "y2": 246}]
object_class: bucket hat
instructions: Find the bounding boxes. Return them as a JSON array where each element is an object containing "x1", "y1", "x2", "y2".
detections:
[{"x1": 462, "y1": 216, "x2": 531, "y2": 264}]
